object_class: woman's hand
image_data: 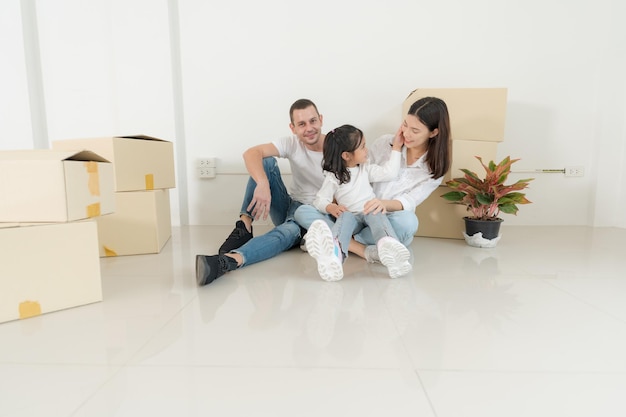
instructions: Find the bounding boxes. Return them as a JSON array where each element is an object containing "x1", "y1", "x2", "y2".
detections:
[{"x1": 363, "y1": 198, "x2": 387, "y2": 215}]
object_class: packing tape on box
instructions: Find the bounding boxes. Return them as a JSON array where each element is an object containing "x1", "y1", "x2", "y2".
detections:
[
  {"x1": 145, "y1": 174, "x2": 154, "y2": 190},
  {"x1": 103, "y1": 245, "x2": 117, "y2": 257},
  {"x1": 19, "y1": 300, "x2": 42, "y2": 319},
  {"x1": 87, "y1": 203, "x2": 101, "y2": 218},
  {"x1": 84, "y1": 161, "x2": 100, "y2": 196}
]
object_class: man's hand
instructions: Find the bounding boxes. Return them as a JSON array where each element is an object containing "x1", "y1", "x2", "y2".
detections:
[
  {"x1": 363, "y1": 198, "x2": 387, "y2": 215},
  {"x1": 247, "y1": 182, "x2": 271, "y2": 220}
]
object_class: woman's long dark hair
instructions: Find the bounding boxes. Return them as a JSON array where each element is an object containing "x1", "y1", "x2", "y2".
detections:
[
  {"x1": 322, "y1": 124, "x2": 364, "y2": 185},
  {"x1": 408, "y1": 97, "x2": 451, "y2": 178}
]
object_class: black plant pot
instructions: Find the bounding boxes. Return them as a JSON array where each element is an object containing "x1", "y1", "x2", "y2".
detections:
[{"x1": 464, "y1": 217, "x2": 503, "y2": 240}]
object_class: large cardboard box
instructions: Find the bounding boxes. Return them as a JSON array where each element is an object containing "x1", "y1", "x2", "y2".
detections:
[
  {"x1": 52, "y1": 135, "x2": 175, "y2": 192},
  {"x1": 415, "y1": 186, "x2": 467, "y2": 240},
  {"x1": 0, "y1": 150, "x2": 114, "y2": 222},
  {"x1": 97, "y1": 189, "x2": 171, "y2": 257},
  {"x1": 446, "y1": 139, "x2": 499, "y2": 182},
  {"x1": 0, "y1": 221, "x2": 102, "y2": 323},
  {"x1": 403, "y1": 88, "x2": 508, "y2": 142}
]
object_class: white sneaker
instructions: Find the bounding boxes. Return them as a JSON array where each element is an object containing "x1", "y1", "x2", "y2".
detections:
[
  {"x1": 377, "y1": 237, "x2": 412, "y2": 279},
  {"x1": 305, "y1": 220, "x2": 344, "y2": 281}
]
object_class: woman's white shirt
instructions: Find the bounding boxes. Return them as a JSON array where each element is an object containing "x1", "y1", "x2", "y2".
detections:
[{"x1": 369, "y1": 134, "x2": 443, "y2": 212}]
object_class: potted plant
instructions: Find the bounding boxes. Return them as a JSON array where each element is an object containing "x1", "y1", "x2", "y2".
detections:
[{"x1": 441, "y1": 156, "x2": 533, "y2": 247}]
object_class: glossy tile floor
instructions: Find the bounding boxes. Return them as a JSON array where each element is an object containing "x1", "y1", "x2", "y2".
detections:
[{"x1": 2, "y1": 225, "x2": 626, "y2": 417}]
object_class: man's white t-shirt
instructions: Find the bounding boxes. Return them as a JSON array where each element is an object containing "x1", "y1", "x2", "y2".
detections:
[{"x1": 272, "y1": 135, "x2": 325, "y2": 205}]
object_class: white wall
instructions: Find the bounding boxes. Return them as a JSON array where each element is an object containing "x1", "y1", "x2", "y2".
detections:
[
  {"x1": 1, "y1": 1, "x2": 33, "y2": 150},
  {"x1": 2, "y1": 0, "x2": 625, "y2": 228}
]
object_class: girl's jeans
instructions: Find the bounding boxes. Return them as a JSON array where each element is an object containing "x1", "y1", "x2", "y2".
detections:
[
  {"x1": 333, "y1": 211, "x2": 399, "y2": 258},
  {"x1": 232, "y1": 157, "x2": 303, "y2": 267},
  {"x1": 293, "y1": 204, "x2": 418, "y2": 247}
]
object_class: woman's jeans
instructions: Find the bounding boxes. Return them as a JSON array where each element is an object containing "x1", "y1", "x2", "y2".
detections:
[
  {"x1": 232, "y1": 157, "x2": 303, "y2": 267},
  {"x1": 294, "y1": 204, "x2": 418, "y2": 247}
]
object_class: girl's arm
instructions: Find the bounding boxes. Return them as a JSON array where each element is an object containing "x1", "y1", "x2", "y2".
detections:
[
  {"x1": 365, "y1": 150, "x2": 401, "y2": 182},
  {"x1": 312, "y1": 174, "x2": 339, "y2": 213}
]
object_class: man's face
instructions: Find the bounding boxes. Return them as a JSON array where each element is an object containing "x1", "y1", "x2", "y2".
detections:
[{"x1": 289, "y1": 106, "x2": 323, "y2": 146}]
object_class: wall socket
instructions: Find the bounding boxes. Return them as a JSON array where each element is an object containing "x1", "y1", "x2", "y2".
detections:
[
  {"x1": 197, "y1": 158, "x2": 216, "y2": 178},
  {"x1": 198, "y1": 158, "x2": 216, "y2": 168},
  {"x1": 565, "y1": 166, "x2": 584, "y2": 177}
]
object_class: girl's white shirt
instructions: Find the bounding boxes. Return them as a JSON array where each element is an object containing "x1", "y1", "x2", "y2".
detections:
[
  {"x1": 272, "y1": 135, "x2": 325, "y2": 205},
  {"x1": 368, "y1": 134, "x2": 443, "y2": 212},
  {"x1": 313, "y1": 150, "x2": 401, "y2": 214}
]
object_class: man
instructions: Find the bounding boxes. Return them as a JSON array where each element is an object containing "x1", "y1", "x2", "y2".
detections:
[{"x1": 196, "y1": 99, "x2": 326, "y2": 286}]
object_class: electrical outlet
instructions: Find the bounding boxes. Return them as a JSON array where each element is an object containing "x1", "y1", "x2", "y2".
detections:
[
  {"x1": 198, "y1": 158, "x2": 216, "y2": 168},
  {"x1": 198, "y1": 167, "x2": 216, "y2": 178},
  {"x1": 565, "y1": 166, "x2": 584, "y2": 177}
]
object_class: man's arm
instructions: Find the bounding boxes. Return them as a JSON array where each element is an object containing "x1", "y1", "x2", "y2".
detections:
[{"x1": 242, "y1": 143, "x2": 280, "y2": 220}]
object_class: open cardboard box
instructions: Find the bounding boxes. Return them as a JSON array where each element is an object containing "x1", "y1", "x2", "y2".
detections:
[
  {"x1": 0, "y1": 149, "x2": 114, "y2": 222},
  {"x1": 52, "y1": 135, "x2": 176, "y2": 192}
]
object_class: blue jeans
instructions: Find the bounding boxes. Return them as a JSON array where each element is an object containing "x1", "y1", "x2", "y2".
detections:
[
  {"x1": 231, "y1": 157, "x2": 303, "y2": 267},
  {"x1": 333, "y1": 212, "x2": 398, "y2": 259},
  {"x1": 294, "y1": 204, "x2": 418, "y2": 247}
]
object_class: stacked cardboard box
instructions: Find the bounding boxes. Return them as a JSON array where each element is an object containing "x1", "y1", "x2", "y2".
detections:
[
  {"x1": 53, "y1": 135, "x2": 176, "y2": 256},
  {"x1": 403, "y1": 88, "x2": 508, "y2": 239},
  {"x1": 0, "y1": 150, "x2": 113, "y2": 323}
]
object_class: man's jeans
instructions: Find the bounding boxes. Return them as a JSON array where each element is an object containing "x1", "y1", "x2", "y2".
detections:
[
  {"x1": 232, "y1": 157, "x2": 303, "y2": 267},
  {"x1": 294, "y1": 204, "x2": 418, "y2": 247}
]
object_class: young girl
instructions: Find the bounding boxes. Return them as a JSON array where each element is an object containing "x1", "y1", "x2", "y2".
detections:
[{"x1": 300, "y1": 124, "x2": 411, "y2": 281}]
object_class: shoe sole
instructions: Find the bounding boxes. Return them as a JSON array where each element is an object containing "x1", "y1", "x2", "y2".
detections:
[
  {"x1": 305, "y1": 221, "x2": 343, "y2": 282},
  {"x1": 378, "y1": 237, "x2": 412, "y2": 279},
  {"x1": 196, "y1": 255, "x2": 210, "y2": 286}
]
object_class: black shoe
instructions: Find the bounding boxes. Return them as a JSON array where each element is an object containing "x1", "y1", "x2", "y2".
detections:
[
  {"x1": 219, "y1": 220, "x2": 253, "y2": 254},
  {"x1": 196, "y1": 254, "x2": 238, "y2": 286}
]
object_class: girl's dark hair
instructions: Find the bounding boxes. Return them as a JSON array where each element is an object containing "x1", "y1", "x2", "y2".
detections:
[
  {"x1": 408, "y1": 97, "x2": 451, "y2": 178},
  {"x1": 322, "y1": 124, "x2": 364, "y2": 184}
]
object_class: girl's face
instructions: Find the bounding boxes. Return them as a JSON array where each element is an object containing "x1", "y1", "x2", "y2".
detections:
[
  {"x1": 343, "y1": 137, "x2": 368, "y2": 167},
  {"x1": 402, "y1": 114, "x2": 438, "y2": 150}
]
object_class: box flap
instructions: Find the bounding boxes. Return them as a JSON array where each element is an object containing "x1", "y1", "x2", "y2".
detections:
[
  {"x1": 0, "y1": 149, "x2": 110, "y2": 163},
  {"x1": 116, "y1": 134, "x2": 169, "y2": 142}
]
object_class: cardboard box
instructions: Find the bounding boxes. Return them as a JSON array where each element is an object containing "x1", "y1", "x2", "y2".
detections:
[
  {"x1": 446, "y1": 139, "x2": 499, "y2": 182},
  {"x1": 403, "y1": 88, "x2": 508, "y2": 142},
  {"x1": 415, "y1": 185, "x2": 467, "y2": 240},
  {"x1": 97, "y1": 189, "x2": 171, "y2": 257},
  {"x1": 0, "y1": 220, "x2": 102, "y2": 323},
  {"x1": 0, "y1": 149, "x2": 115, "y2": 222},
  {"x1": 52, "y1": 135, "x2": 175, "y2": 192}
]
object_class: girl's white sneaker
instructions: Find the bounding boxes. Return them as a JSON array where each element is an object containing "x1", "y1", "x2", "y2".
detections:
[
  {"x1": 305, "y1": 220, "x2": 344, "y2": 282},
  {"x1": 377, "y1": 237, "x2": 412, "y2": 279}
]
